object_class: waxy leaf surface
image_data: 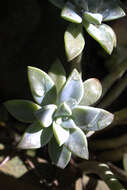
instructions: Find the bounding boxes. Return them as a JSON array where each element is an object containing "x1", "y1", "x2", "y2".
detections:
[
  {"x1": 18, "y1": 122, "x2": 53, "y2": 149},
  {"x1": 64, "y1": 24, "x2": 85, "y2": 61},
  {"x1": 80, "y1": 78, "x2": 102, "y2": 106},
  {"x1": 65, "y1": 126, "x2": 88, "y2": 159},
  {"x1": 28, "y1": 66, "x2": 56, "y2": 105},
  {"x1": 48, "y1": 59, "x2": 66, "y2": 93},
  {"x1": 48, "y1": 137, "x2": 71, "y2": 168},
  {"x1": 53, "y1": 121, "x2": 69, "y2": 146},
  {"x1": 58, "y1": 69, "x2": 84, "y2": 106},
  {"x1": 61, "y1": 2, "x2": 82, "y2": 23},
  {"x1": 84, "y1": 23, "x2": 115, "y2": 54},
  {"x1": 35, "y1": 104, "x2": 57, "y2": 128},
  {"x1": 5, "y1": 100, "x2": 41, "y2": 123},
  {"x1": 72, "y1": 106, "x2": 114, "y2": 131}
]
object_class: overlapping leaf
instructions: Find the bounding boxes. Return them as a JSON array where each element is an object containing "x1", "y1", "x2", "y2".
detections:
[
  {"x1": 72, "y1": 106, "x2": 114, "y2": 131},
  {"x1": 28, "y1": 66, "x2": 56, "y2": 105},
  {"x1": 64, "y1": 24, "x2": 85, "y2": 61},
  {"x1": 58, "y1": 69, "x2": 84, "y2": 106},
  {"x1": 48, "y1": 137, "x2": 71, "y2": 168},
  {"x1": 4, "y1": 100, "x2": 41, "y2": 123}
]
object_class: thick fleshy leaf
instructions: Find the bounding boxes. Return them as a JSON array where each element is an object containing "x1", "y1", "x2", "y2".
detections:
[
  {"x1": 49, "y1": 0, "x2": 65, "y2": 9},
  {"x1": 18, "y1": 122, "x2": 43, "y2": 149},
  {"x1": 52, "y1": 121, "x2": 69, "y2": 146},
  {"x1": 4, "y1": 100, "x2": 41, "y2": 123},
  {"x1": 80, "y1": 78, "x2": 102, "y2": 106},
  {"x1": 83, "y1": 23, "x2": 116, "y2": 54},
  {"x1": 83, "y1": 12, "x2": 103, "y2": 25},
  {"x1": 48, "y1": 137, "x2": 71, "y2": 168},
  {"x1": 61, "y1": 118, "x2": 77, "y2": 129},
  {"x1": 123, "y1": 154, "x2": 127, "y2": 176},
  {"x1": 18, "y1": 122, "x2": 53, "y2": 149},
  {"x1": 65, "y1": 126, "x2": 88, "y2": 159},
  {"x1": 48, "y1": 59, "x2": 66, "y2": 93},
  {"x1": 64, "y1": 23, "x2": 85, "y2": 61},
  {"x1": 28, "y1": 66, "x2": 56, "y2": 105},
  {"x1": 54, "y1": 102, "x2": 72, "y2": 118},
  {"x1": 35, "y1": 104, "x2": 57, "y2": 128},
  {"x1": 103, "y1": 6, "x2": 126, "y2": 21},
  {"x1": 58, "y1": 69, "x2": 84, "y2": 106},
  {"x1": 61, "y1": 2, "x2": 82, "y2": 24},
  {"x1": 72, "y1": 106, "x2": 114, "y2": 131}
]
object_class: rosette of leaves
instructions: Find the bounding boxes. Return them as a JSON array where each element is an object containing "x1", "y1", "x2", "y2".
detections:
[
  {"x1": 49, "y1": 0, "x2": 126, "y2": 61},
  {"x1": 4, "y1": 60, "x2": 114, "y2": 168}
]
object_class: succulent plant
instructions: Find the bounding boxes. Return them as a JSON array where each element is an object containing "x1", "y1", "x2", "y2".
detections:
[
  {"x1": 49, "y1": 0, "x2": 126, "y2": 61},
  {"x1": 4, "y1": 59, "x2": 114, "y2": 168}
]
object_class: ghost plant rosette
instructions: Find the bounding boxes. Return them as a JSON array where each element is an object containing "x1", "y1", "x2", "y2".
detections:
[
  {"x1": 4, "y1": 60, "x2": 114, "y2": 168},
  {"x1": 49, "y1": 0, "x2": 126, "y2": 61}
]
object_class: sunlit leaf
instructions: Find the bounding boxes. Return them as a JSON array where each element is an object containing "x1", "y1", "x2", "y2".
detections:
[
  {"x1": 58, "y1": 69, "x2": 84, "y2": 106},
  {"x1": 64, "y1": 23, "x2": 85, "y2": 61},
  {"x1": 54, "y1": 102, "x2": 72, "y2": 118},
  {"x1": 65, "y1": 126, "x2": 88, "y2": 159},
  {"x1": 83, "y1": 23, "x2": 116, "y2": 54},
  {"x1": 18, "y1": 122, "x2": 43, "y2": 149},
  {"x1": 102, "y1": 6, "x2": 126, "y2": 21},
  {"x1": 4, "y1": 100, "x2": 41, "y2": 123},
  {"x1": 28, "y1": 66, "x2": 56, "y2": 105},
  {"x1": 35, "y1": 104, "x2": 57, "y2": 128},
  {"x1": 48, "y1": 137, "x2": 71, "y2": 168},
  {"x1": 18, "y1": 122, "x2": 53, "y2": 149},
  {"x1": 80, "y1": 78, "x2": 102, "y2": 106},
  {"x1": 48, "y1": 59, "x2": 66, "y2": 93},
  {"x1": 61, "y1": 118, "x2": 76, "y2": 129},
  {"x1": 53, "y1": 121, "x2": 69, "y2": 146},
  {"x1": 72, "y1": 106, "x2": 114, "y2": 131},
  {"x1": 61, "y1": 2, "x2": 82, "y2": 23},
  {"x1": 83, "y1": 12, "x2": 103, "y2": 25}
]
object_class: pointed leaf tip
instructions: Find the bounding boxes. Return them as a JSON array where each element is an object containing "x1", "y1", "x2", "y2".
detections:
[
  {"x1": 4, "y1": 100, "x2": 41, "y2": 123},
  {"x1": 72, "y1": 106, "x2": 114, "y2": 131},
  {"x1": 65, "y1": 126, "x2": 88, "y2": 159},
  {"x1": 61, "y1": 2, "x2": 82, "y2": 24},
  {"x1": 28, "y1": 66, "x2": 56, "y2": 105},
  {"x1": 84, "y1": 23, "x2": 116, "y2": 54},
  {"x1": 48, "y1": 137, "x2": 71, "y2": 168},
  {"x1": 64, "y1": 23, "x2": 85, "y2": 61},
  {"x1": 58, "y1": 69, "x2": 84, "y2": 106}
]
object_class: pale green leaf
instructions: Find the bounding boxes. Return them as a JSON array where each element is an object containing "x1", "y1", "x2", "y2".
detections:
[
  {"x1": 18, "y1": 122, "x2": 53, "y2": 149},
  {"x1": 48, "y1": 137, "x2": 71, "y2": 168},
  {"x1": 18, "y1": 122, "x2": 43, "y2": 149},
  {"x1": 54, "y1": 102, "x2": 72, "y2": 118},
  {"x1": 58, "y1": 69, "x2": 84, "y2": 106},
  {"x1": 65, "y1": 126, "x2": 88, "y2": 159},
  {"x1": 80, "y1": 78, "x2": 102, "y2": 106},
  {"x1": 61, "y1": 118, "x2": 77, "y2": 129},
  {"x1": 72, "y1": 106, "x2": 114, "y2": 131},
  {"x1": 83, "y1": 12, "x2": 103, "y2": 25},
  {"x1": 53, "y1": 121, "x2": 69, "y2": 146},
  {"x1": 35, "y1": 104, "x2": 57, "y2": 128},
  {"x1": 4, "y1": 100, "x2": 41, "y2": 123},
  {"x1": 64, "y1": 23, "x2": 85, "y2": 61},
  {"x1": 103, "y1": 6, "x2": 126, "y2": 21},
  {"x1": 83, "y1": 23, "x2": 115, "y2": 54},
  {"x1": 48, "y1": 59, "x2": 66, "y2": 93},
  {"x1": 61, "y1": 2, "x2": 82, "y2": 24},
  {"x1": 28, "y1": 66, "x2": 56, "y2": 105}
]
